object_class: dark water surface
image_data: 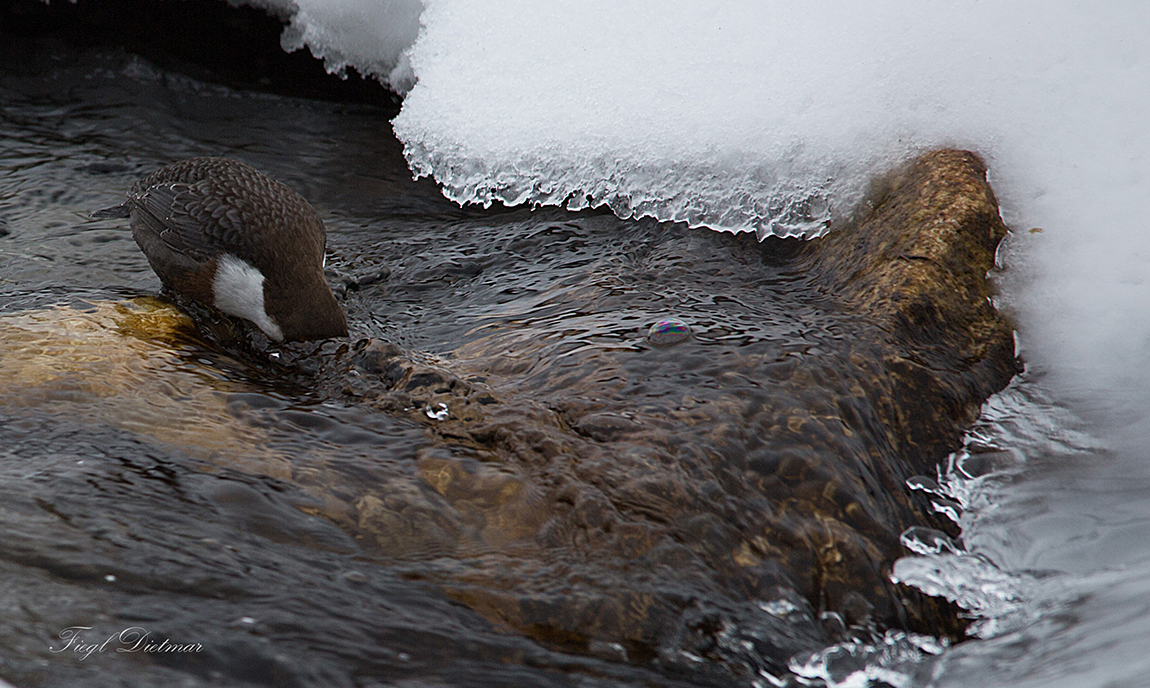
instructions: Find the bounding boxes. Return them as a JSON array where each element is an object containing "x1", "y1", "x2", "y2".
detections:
[
  {"x1": 0, "y1": 34, "x2": 1030, "y2": 688},
  {"x1": 4, "y1": 7, "x2": 1149, "y2": 687},
  {"x1": 0, "y1": 36, "x2": 825, "y2": 687}
]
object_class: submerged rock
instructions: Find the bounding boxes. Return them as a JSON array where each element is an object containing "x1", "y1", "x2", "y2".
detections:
[
  {"x1": 0, "y1": 297, "x2": 293, "y2": 476},
  {"x1": 315, "y1": 149, "x2": 1021, "y2": 671},
  {"x1": 0, "y1": 150, "x2": 1019, "y2": 681}
]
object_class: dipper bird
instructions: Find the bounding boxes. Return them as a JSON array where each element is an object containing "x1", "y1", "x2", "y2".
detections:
[{"x1": 95, "y1": 157, "x2": 348, "y2": 342}]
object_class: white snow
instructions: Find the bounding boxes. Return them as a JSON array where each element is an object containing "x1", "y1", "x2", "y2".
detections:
[{"x1": 257, "y1": 0, "x2": 1150, "y2": 426}]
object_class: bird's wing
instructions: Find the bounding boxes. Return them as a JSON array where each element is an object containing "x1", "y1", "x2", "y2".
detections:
[{"x1": 130, "y1": 181, "x2": 256, "y2": 261}]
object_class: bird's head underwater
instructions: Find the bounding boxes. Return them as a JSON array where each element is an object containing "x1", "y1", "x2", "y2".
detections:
[{"x1": 95, "y1": 157, "x2": 348, "y2": 343}]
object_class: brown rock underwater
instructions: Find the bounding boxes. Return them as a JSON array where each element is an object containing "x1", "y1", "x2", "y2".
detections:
[
  {"x1": 0, "y1": 148, "x2": 1018, "y2": 681},
  {"x1": 301, "y1": 149, "x2": 1021, "y2": 669}
]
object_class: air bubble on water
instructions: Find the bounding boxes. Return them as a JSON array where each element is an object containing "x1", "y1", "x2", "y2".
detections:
[{"x1": 646, "y1": 318, "x2": 692, "y2": 346}]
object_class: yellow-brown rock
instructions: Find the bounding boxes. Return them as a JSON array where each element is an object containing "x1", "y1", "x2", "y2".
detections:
[
  {"x1": 327, "y1": 149, "x2": 1021, "y2": 666},
  {"x1": 0, "y1": 150, "x2": 1019, "y2": 675}
]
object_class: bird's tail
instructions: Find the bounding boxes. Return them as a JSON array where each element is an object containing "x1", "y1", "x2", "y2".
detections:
[{"x1": 90, "y1": 203, "x2": 131, "y2": 219}]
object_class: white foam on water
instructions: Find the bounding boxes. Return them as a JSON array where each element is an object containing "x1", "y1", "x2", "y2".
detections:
[{"x1": 789, "y1": 629, "x2": 948, "y2": 688}]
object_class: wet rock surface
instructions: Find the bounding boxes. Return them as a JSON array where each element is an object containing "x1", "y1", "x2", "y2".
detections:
[
  {"x1": 0, "y1": 23, "x2": 1019, "y2": 678},
  {"x1": 0, "y1": 140, "x2": 1017, "y2": 684},
  {"x1": 274, "y1": 149, "x2": 1021, "y2": 673}
]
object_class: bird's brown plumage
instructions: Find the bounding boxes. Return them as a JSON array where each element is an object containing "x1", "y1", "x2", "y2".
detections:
[{"x1": 115, "y1": 158, "x2": 348, "y2": 341}]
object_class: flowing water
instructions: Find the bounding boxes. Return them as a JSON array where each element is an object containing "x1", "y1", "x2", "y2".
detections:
[
  {"x1": 0, "y1": 37, "x2": 670, "y2": 688},
  {"x1": 2, "y1": 17, "x2": 1150, "y2": 688},
  {"x1": 0, "y1": 35, "x2": 859, "y2": 687}
]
